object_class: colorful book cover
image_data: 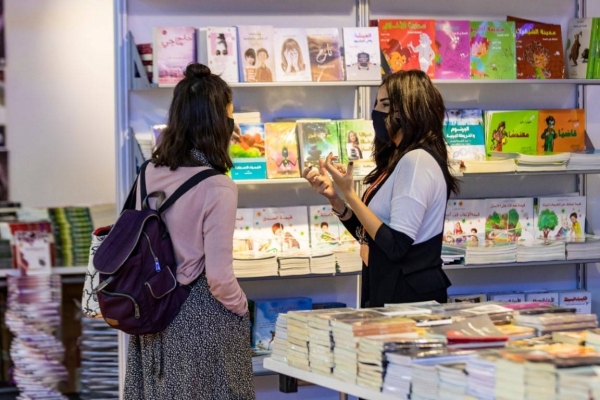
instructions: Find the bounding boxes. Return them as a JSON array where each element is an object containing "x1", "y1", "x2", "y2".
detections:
[
  {"x1": 535, "y1": 196, "x2": 586, "y2": 240},
  {"x1": 8, "y1": 221, "x2": 54, "y2": 274},
  {"x1": 443, "y1": 109, "x2": 486, "y2": 161},
  {"x1": 309, "y1": 205, "x2": 342, "y2": 250},
  {"x1": 230, "y1": 123, "x2": 267, "y2": 181},
  {"x1": 434, "y1": 20, "x2": 470, "y2": 79},
  {"x1": 443, "y1": 199, "x2": 487, "y2": 245},
  {"x1": 233, "y1": 208, "x2": 255, "y2": 256},
  {"x1": 377, "y1": 19, "x2": 436, "y2": 77},
  {"x1": 537, "y1": 109, "x2": 586, "y2": 153},
  {"x1": 306, "y1": 28, "x2": 344, "y2": 82},
  {"x1": 337, "y1": 119, "x2": 376, "y2": 176},
  {"x1": 253, "y1": 206, "x2": 310, "y2": 253},
  {"x1": 485, "y1": 197, "x2": 535, "y2": 243},
  {"x1": 273, "y1": 28, "x2": 312, "y2": 82},
  {"x1": 342, "y1": 27, "x2": 381, "y2": 81},
  {"x1": 508, "y1": 17, "x2": 565, "y2": 80},
  {"x1": 153, "y1": 27, "x2": 196, "y2": 86},
  {"x1": 199, "y1": 27, "x2": 239, "y2": 83},
  {"x1": 484, "y1": 110, "x2": 539, "y2": 157},
  {"x1": 236, "y1": 25, "x2": 275, "y2": 82},
  {"x1": 296, "y1": 121, "x2": 340, "y2": 171},
  {"x1": 252, "y1": 297, "x2": 312, "y2": 350},
  {"x1": 469, "y1": 21, "x2": 516, "y2": 79},
  {"x1": 565, "y1": 18, "x2": 593, "y2": 79},
  {"x1": 264, "y1": 122, "x2": 300, "y2": 179}
]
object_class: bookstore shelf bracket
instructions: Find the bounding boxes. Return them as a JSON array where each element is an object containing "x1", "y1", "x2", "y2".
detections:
[{"x1": 129, "y1": 32, "x2": 151, "y2": 91}]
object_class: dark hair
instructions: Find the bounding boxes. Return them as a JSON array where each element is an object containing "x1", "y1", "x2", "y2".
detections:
[
  {"x1": 570, "y1": 212, "x2": 578, "y2": 219},
  {"x1": 215, "y1": 33, "x2": 228, "y2": 55},
  {"x1": 321, "y1": 222, "x2": 329, "y2": 229},
  {"x1": 281, "y1": 38, "x2": 306, "y2": 72},
  {"x1": 151, "y1": 63, "x2": 233, "y2": 172},
  {"x1": 365, "y1": 70, "x2": 460, "y2": 195},
  {"x1": 546, "y1": 116, "x2": 555, "y2": 124},
  {"x1": 244, "y1": 48, "x2": 256, "y2": 58},
  {"x1": 347, "y1": 131, "x2": 359, "y2": 144}
]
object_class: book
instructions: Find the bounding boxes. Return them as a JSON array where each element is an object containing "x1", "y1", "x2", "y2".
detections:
[
  {"x1": 489, "y1": 292, "x2": 526, "y2": 303},
  {"x1": 535, "y1": 196, "x2": 586, "y2": 240},
  {"x1": 566, "y1": 18, "x2": 593, "y2": 79},
  {"x1": 253, "y1": 206, "x2": 310, "y2": 254},
  {"x1": 233, "y1": 208, "x2": 255, "y2": 256},
  {"x1": 443, "y1": 109, "x2": 486, "y2": 161},
  {"x1": 264, "y1": 122, "x2": 300, "y2": 179},
  {"x1": 306, "y1": 28, "x2": 344, "y2": 82},
  {"x1": 296, "y1": 121, "x2": 340, "y2": 171},
  {"x1": 377, "y1": 19, "x2": 436, "y2": 77},
  {"x1": 230, "y1": 123, "x2": 267, "y2": 180},
  {"x1": 508, "y1": 16, "x2": 565, "y2": 79},
  {"x1": 252, "y1": 297, "x2": 312, "y2": 351},
  {"x1": 8, "y1": 221, "x2": 55, "y2": 274},
  {"x1": 342, "y1": 27, "x2": 381, "y2": 81},
  {"x1": 309, "y1": 205, "x2": 343, "y2": 250},
  {"x1": 273, "y1": 28, "x2": 312, "y2": 82},
  {"x1": 337, "y1": 119, "x2": 375, "y2": 175},
  {"x1": 448, "y1": 294, "x2": 487, "y2": 303},
  {"x1": 434, "y1": 20, "x2": 470, "y2": 79},
  {"x1": 485, "y1": 197, "x2": 535, "y2": 243},
  {"x1": 484, "y1": 110, "x2": 539, "y2": 157},
  {"x1": 524, "y1": 292, "x2": 560, "y2": 305},
  {"x1": 236, "y1": 25, "x2": 275, "y2": 82},
  {"x1": 537, "y1": 109, "x2": 586, "y2": 153},
  {"x1": 153, "y1": 27, "x2": 196, "y2": 86},
  {"x1": 198, "y1": 27, "x2": 239, "y2": 83},
  {"x1": 559, "y1": 291, "x2": 592, "y2": 314},
  {"x1": 443, "y1": 199, "x2": 487, "y2": 245},
  {"x1": 469, "y1": 21, "x2": 516, "y2": 79}
]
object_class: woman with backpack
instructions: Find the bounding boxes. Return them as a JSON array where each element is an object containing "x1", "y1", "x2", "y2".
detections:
[{"x1": 124, "y1": 63, "x2": 254, "y2": 400}]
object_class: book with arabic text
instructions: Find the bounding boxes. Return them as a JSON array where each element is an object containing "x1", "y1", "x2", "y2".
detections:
[
  {"x1": 435, "y1": 20, "x2": 470, "y2": 79},
  {"x1": 153, "y1": 27, "x2": 196, "y2": 86},
  {"x1": 469, "y1": 21, "x2": 516, "y2": 79},
  {"x1": 306, "y1": 28, "x2": 344, "y2": 82}
]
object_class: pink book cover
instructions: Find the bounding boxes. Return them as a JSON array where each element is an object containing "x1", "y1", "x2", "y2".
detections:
[
  {"x1": 435, "y1": 20, "x2": 470, "y2": 79},
  {"x1": 205, "y1": 27, "x2": 239, "y2": 83},
  {"x1": 153, "y1": 27, "x2": 196, "y2": 86}
]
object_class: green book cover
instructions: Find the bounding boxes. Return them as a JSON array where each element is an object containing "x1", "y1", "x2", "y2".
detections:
[
  {"x1": 296, "y1": 121, "x2": 341, "y2": 171},
  {"x1": 470, "y1": 21, "x2": 516, "y2": 79},
  {"x1": 337, "y1": 119, "x2": 375, "y2": 176},
  {"x1": 485, "y1": 110, "x2": 539, "y2": 157}
]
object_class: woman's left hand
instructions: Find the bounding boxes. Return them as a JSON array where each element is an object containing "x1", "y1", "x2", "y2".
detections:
[{"x1": 322, "y1": 152, "x2": 355, "y2": 197}]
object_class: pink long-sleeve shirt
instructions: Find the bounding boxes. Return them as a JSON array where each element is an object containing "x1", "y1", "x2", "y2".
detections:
[{"x1": 136, "y1": 164, "x2": 248, "y2": 316}]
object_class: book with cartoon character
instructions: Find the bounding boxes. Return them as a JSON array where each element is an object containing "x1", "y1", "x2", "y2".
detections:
[
  {"x1": 230, "y1": 123, "x2": 267, "y2": 180},
  {"x1": 236, "y1": 25, "x2": 275, "y2": 83},
  {"x1": 435, "y1": 20, "x2": 470, "y2": 79},
  {"x1": 537, "y1": 109, "x2": 586, "y2": 153},
  {"x1": 233, "y1": 208, "x2": 255, "y2": 256},
  {"x1": 469, "y1": 21, "x2": 516, "y2": 79},
  {"x1": 153, "y1": 27, "x2": 196, "y2": 86},
  {"x1": 264, "y1": 122, "x2": 300, "y2": 179},
  {"x1": 273, "y1": 28, "x2": 312, "y2": 82},
  {"x1": 342, "y1": 27, "x2": 381, "y2": 81},
  {"x1": 485, "y1": 197, "x2": 535, "y2": 244},
  {"x1": 565, "y1": 18, "x2": 593, "y2": 79},
  {"x1": 198, "y1": 27, "x2": 239, "y2": 83},
  {"x1": 296, "y1": 121, "x2": 341, "y2": 171},
  {"x1": 252, "y1": 297, "x2": 312, "y2": 351},
  {"x1": 484, "y1": 110, "x2": 539, "y2": 157},
  {"x1": 376, "y1": 19, "x2": 436, "y2": 78},
  {"x1": 306, "y1": 28, "x2": 344, "y2": 82},
  {"x1": 337, "y1": 119, "x2": 376, "y2": 176},
  {"x1": 535, "y1": 196, "x2": 586, "y2": 240},
  {"x1": 443, "y1": 199, "x2": 487, "y2": 246},
  {"x1": 253, "y1": 206, "x2": 310, "y2": 254},
  {"x1": 443, "y1": 109, "x2": 486, "y2": 161}
]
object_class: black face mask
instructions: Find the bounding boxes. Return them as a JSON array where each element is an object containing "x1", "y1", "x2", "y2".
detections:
[
  {"x1": 227, "y1": 117, "x2": 235, "y2": 133},
  {"x1": 372, "y1": 110, "x2": 391, "y2": 143}
]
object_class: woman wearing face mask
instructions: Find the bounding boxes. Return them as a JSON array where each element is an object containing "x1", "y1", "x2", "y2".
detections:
[{"x1": 302, "y1": 69, "x2": 460, "y2": 307}]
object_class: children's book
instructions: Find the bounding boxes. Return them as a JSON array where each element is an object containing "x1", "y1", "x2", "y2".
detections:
[
  {"x1": 273, "y1": 28, "x2": 312, "y2": 82},
  {"x1": 342, "y1": 27, "x2": 381, "y2": 81},
  {"x1": 308, "y1": 205, "x2": 357, "y2": 251},
  {"x1": 337, "y1": 119, "x2": 376, "y2": 176},
  {"x1": 233, "y1": 208, "x2": 255, "y2": 256},
  {"x1": 296, "y1": 121, "x2": 341, "y2": 171},
  {"x1": 443, "y1": 109, "x2": 486, "y2": 161},
  {"x1": 306, "y1": 28, "x2": 344, "y2": 82},
  {"x1": 434, "y1": 20, "x2": 470, "y2": 79},
  {"x1": 484, "y1": 110, "x2": 539, "y2": 157},
  {"x1": 485, "y1": 197, "x2": 535, "y2": 243},
  {"x1": 537, "y1": 109, "x2": 586, "y2": 153},
  {"x1": 507, "y1": 16, "x2": 565, "y2": 80},
  {"x1": 264, "y1": 122, "x2": 300, "y2": 179},
  {"x1": 236, "y1": 25, "x2": 275, "y2": 82},
  {"x1": 469, "y1": 21, "x2": 516, "y2": 79},
  {"x1": 153, "y1": 27, "x2": 196, "y2": 86},
  {"x1": 253, "y1": 207, "x2": 310, "y2": 253},
  {"x1": 198, "y1": 27, "x2": 239, "y2": 83},
  {"x1": 377, "y1": 19, "x2": 436, "y2": 77},
  {"x1": 443, "y1": 199, "x2": 487, "y2": 245},
  {"x1": 535, "y1": 196, "x2": 586, "y2": 240},
  {"x1": 8, "y1": 221, "x2": 55, "y2": 274},
  {"x1": 252, "y1": 297, "x2": 312, "y2": 350},
  {"x1": 565, "y1": 18, "x2": 593, "y2": 79},
  {"x1": 230, "y1": 123, "x2": 267, "y2": 181}
]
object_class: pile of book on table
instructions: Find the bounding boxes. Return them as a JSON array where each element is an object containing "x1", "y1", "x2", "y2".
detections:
[{"x1": 267, "y1": 299, "x2": 600, "y2": 399}]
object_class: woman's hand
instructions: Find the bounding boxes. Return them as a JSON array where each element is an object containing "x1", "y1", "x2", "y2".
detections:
[
  {"x1": 302, "y1": 159, "x2": 339, "y2": 200},
  {"x1": 322, "y1": 152, "x2": 355, "y2": 197}
]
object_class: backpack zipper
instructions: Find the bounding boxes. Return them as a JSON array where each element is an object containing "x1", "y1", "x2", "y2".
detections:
[
  {"x1": 102, "y1": 290, "x2": 140, "y2": 319},
  {"x1": 143, "y1": 231, "x2": 161, "y2": 273}
]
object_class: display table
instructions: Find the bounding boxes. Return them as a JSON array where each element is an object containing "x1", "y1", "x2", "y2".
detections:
[{"x1": 263, "y1": 358, "x2": 398, "y2": 400}]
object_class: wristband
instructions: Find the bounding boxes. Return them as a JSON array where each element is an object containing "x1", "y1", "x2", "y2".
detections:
[{"x1": 332, "y1": 204, "x2": 349, "y2": 219}]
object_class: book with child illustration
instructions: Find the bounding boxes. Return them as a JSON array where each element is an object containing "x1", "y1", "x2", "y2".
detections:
[
  {"x1": 253, "y1": 206, "x2": 310, "y2": 254},
  {"x1": 435, "y1": 20, "x2": 470, "y2": 79},
  {"x1": 153, "y1": 27, "x2": 196, "y2": 86},
  {"x1": 273, "y1": 28, "x2": 312, "y2": 82},
  {"x1": 469, "y1": 21, "x2": 516, "y2": 79},
  {"x1": 443, "y1": 199, "x2": 487, "y2": 245},
  {"x1": 306, "y1": 28, "x2": 344, "y2": 82},
  {"x1": 535, "y1": 196, "x2": 586, "y2": 240},
  {"x1": 198, "y1": 27, "x2": 239, "y2": 83},
  {"x1": 236, "y1": 25, "x2": 275, "y2": 83},
  {"x1": 264, "y1": 122, "x2": 300, "y2": 179},
  {"x1": 342, "y1": 27, "x2": 381, "y2": 81}
]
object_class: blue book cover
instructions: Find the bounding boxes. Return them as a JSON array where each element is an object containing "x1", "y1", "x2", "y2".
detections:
[
  {"x1": 252, "y1": 297, "x2": 312, "y2": 350},
  {"x1": 230, "y1": 123, "x2": 267, "y2": 180}
]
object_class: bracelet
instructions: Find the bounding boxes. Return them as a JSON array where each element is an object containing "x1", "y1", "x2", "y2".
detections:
[{"x1": 332, "y1": 204, "x2": 349, "y2": 219}]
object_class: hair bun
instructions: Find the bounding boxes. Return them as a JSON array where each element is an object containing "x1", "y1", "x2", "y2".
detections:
[{"x1": 185, "y1": 63, "x2": 211, "y2": 79}]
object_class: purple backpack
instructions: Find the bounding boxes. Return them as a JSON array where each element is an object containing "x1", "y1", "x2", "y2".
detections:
[{"x1": 93, "y1": 161, "x2": 219, "y2": 335}]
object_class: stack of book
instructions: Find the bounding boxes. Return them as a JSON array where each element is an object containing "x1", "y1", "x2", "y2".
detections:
[
  {"x1": 309, "y1": 250, "x2": 336, "y2": 274},
  {"x1": 271, "y1": 313, "x2": 288, "y2": 363},
  {"x1": 566, "y1": 235, "x2": 600, "y2": 260},
  {"x1": 513, "y1": 307, "x2": 598, "y2": 335},
  {"x1": 277, "y1": 252, "x2": 311, "y2": 276},
  {"x1": 427, "y1": 315, "x2": 509, "y2": 350},
  {"x1": 460, "y1": 158, "x2": 517, "y2": 174},
  {"x1": 436, "y1": 362, "x2": 469, "y2": 400},
  {"x1": 516, "y1": 239, "x2": 566, "y2": 262},
  {"x1": 307, "y1": 308, "x2": 350, "y2": 375},
  {"x1": 556, "y1": 365, "x2": 600, "y2": 399},
  {"x1": 286, "y1": 311, "x2": 311, "y2": 371},
  {"x1": 567, "y1": 149, "x2": 600, "y2": 171},
  {"x1": 514, "y1": 152, "x2": 571, "y2": 172},
  {"x1": 333, "y1": 248, "x2": 362, "y2": 272},
  {"x1": 448, "y1": 241, "x2": 517, "y2": 265},
  {"x1": 232, "y1": 254, "x2": 278, "y2": 278},
  {"x1": 48, "y1": 206, "x2": 94, "y2": 266},
  {"x1": 465, "y1": 351, "x2": 501, "y2": 399}
]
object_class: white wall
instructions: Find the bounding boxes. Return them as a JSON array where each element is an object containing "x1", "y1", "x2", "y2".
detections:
[{"x1": 5, "y1": 0, "x2": 115, "y2": 207}]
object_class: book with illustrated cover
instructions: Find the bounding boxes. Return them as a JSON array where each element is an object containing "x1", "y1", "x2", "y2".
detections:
[
  {"x1": 236, "y1": 25, "x2": 275, "y2": 82},
  {"x1": 296, "y1": 121, "x2": 340, "y2": 171},
  {"x1": 337, "y1": 119, "x2": 376, "y2": 176},
  {"x1": 484, "y1": 110, "x2": 539, "y2": 157},
  {"x1": 306, "y1": 28, "x2": 344, "y2": 82},
  {"x1": 377, "y1": 19, "x2": 436, "y2": 77},
  {"x1": 153, "y1": 27, "x2": 196, "y2": 86},
  {"x1": 342, "y1": 27, "x2": 381, "y2": 81},
  {"x1": 252, "y1": 297, "x2": 312, "y2": 351},
  {"x1": 233, "y1": 208, "x2": 255, "y2": 256},
  {"x1": 508, "y1": 16, "x2": 565, "y2": 79},
  {"x1": 264, "y1": 122, "x2": 300, "y2": 179},
  {"x1": 443, "y1": 199, "x2": 487, "y2": 245},
  {"x1": 565, "y1": 18, "x2": 593, "y2": 79},
  {"x1": 537, "y1": 109, "x2": 586, "y2": 153},
  {"x1": 273, "y1": 28, "x2": 312, "y2": 82},
  {"x1": 485, "y1": 197, "x2": 535, "y2": 243},
  {"x1": 309, "y1": 205, "x2": 342, "y2": 250},
  {"x1": 253, "y1": 207, "x2": 309, "y2": 253},
  {"x1": 434, "y1": 20, "x2": 470, "y2": 79},
  {"x1": 443, "y1": 109, "x2": 485, "y2": 161},
  {"x1": 198, "y1": 27, "x2": 239, "y2": 83},
  {"x1": 230, "y1": 123, "x2": 266, "y2": 180},
  {"x1": 535, "y1": 196, "x2": 586, "y2": 240},
  {"x1": 469, "y1": 21, "x2": 516, "y2": 79},
  {"x1": 8, "y1": 222, "x2": 55, "y2": 274}
]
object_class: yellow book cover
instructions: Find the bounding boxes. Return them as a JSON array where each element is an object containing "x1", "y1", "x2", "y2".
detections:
[{"x1": 264, "y1": 122, "x2": 300, "y2": 179}]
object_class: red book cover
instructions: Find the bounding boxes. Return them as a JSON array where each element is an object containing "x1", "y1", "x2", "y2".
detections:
[{"x1": 8, "y1": 221, "x2": 55, "y2": 274}]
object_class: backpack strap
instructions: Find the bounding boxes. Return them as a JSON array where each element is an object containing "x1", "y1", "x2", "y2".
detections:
[
  {"x1": 122, "y1": 160, "x2": 152, "y2": 212},
  {"x1": 138, "y1": 160, "x2": 153, "y2": 204},
  {"x1": 158, "y1": 169, "x2": 221, "y2": 214}
]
